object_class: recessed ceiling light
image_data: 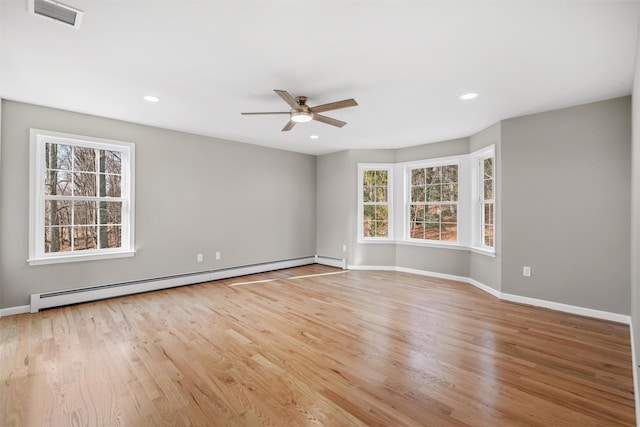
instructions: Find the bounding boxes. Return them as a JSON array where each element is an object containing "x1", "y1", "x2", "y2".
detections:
[
  {"x1": 459, "y1": 92, "x2": 479, "y2": 101},
  {"x1": 310, "y1": 135, "x2": 319, "y2": 139},
  {"x1": 143, "y1": 95, "x2": 160, "y2": 103}
]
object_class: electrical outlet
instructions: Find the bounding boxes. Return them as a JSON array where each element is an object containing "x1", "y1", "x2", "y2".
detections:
[
  {"x1": 523, "y1": 266, "x2": 531, "y2": 277},
  {"x1": 342, "y1": 245, "x2": 347, "y2": 252},
  {"x1": 215, "y1": 251, "x2": 221, "y2": 260},
  {"x1": 197, "y1": 253, "x2": 203, "y2": 262}
]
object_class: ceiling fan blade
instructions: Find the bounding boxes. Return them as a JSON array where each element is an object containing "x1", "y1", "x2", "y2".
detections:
[
  {"x1": 310, "y1": 98, "x2": 358, "y2": 114},
  {"x1": 282, "y1": 120, "x2": 297, "y2": 131},
  {"x1": 274, "y1": 90, "x2": 300, "y2": 110},
  {"x1": 241, "y1": 112, "x2": 289, "y2": 115},
  {"x1": 313, "y1": 114, "x2": 347, "y2": 128}
]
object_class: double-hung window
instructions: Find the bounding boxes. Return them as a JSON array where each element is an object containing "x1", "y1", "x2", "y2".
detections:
[
  {"x1": 481, "y1": 156, "x2": 495, "y2": 247},
  {"x1": 470, "y1": 145, "x2": 495, "y2": 252},
  {"x1": 358, "y1": 165, "x2": 392, "y2": 240},
  {"x1": 29, "y1": 129, "x2": 135, "y2": 265},
  {"x1": 408, "y1": 163, "x2": 458, "y2": 242}
]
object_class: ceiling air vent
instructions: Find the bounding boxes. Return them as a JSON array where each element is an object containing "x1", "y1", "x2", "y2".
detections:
[{"x1": 27, "y1": 0, "x2": 83, "y2": 30}]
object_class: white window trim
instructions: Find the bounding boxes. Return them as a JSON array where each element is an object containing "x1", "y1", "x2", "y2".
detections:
[
  {"x1": 357, "y1": 163, "x2": 394, "y2": 242},
  {"x1": 404, "y1": 157, "x2": 462, "y2": 244},
  {"x1": 357, "y1": 149, "x2": 496, "y2": 258},
  {"x1": 28, "y1": 129, "x2": 136, "y2": 265},
  {"x1": 470, "y1": 145, "x2": 496, "y2": 255}
]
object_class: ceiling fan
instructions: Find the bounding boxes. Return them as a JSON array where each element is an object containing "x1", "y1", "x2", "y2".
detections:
[{"x1": 241, "y1": 89, "x2": 358, "y2": 131}]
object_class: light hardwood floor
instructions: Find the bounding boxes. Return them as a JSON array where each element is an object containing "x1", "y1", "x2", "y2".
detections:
[{"x1": 0, "y1": 265, "x2": 636, "y2": 426}]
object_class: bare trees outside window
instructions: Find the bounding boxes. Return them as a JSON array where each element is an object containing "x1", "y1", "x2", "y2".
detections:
[
  {"x1": 482, "y1": 157, "x2": 494, "y2": 247},
  {"x1": 44, "y1": 143, "x2": 123, "y2": 252},
  {"x1": 30, "y1": 130, "x2": 134, "y2": 264},
  {"x1": 362, "y1": 169, "x2": 390, "y2": 238},
  {"x1": 409, "y1": 164, "x2": 458, "y2": 242}
]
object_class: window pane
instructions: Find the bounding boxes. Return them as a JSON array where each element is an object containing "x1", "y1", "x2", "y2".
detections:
[
  {"x1": 363, "y1": 220, "x2": 374, "y2": 237},
  {"x1": 45, "y1": 199, "x2": 71, "y2": 226},
  {"x1": 411, "y1": 168, "x2": 425, "y2": 186},
  {"x1": 99, "y1": 225, "x2": 122, "y2": 249},
  {"x1": 46, "y1": 143, "x2": 72, "y2": 171},
  {"x1": 484, "y1": 203, "x2": 494, "y2": 225},
  {"x1": 484, "y1": 225, "x2": 494, "y2": 247},
  {"x1": 484, "y1": 179, "x2": 493, "y2": 200},
  {"x1": 45, "y1": 226, "x2": 72, "y2": 253},
  {"x1": 374, "y1": 220, "x2": 389, "y2": 237},
  {"x1": 102, "y1": 174, "x2": 122, "y2": 197},
  {"x1": 45, "y1": 170, "x2": 73, "y2": 196},
  {"x1": 375, "y1": 205, "x2": 388, "y2": 221},
  {"x1": 425, "y1": 184, "x2": 441, "y2": 202},
  {"x1": 74, "y1": 147, "x2": 97, "y2": 172},
  {"x1": 374, "y1": 170, "x2": 387, "y2": 186},
  {"x1": 73, "y1": 226, "x2": 97, "y2": 250},
  {"x1": 73, "y1": 172, "x2": 97, "y2": 196},
  {"x1": 441, "y1": 223, "x2": 457, "y2": 242},
  {"x1": 99, "y1": 201, "x2": 122, "y2": 225},
  {"x1": 104, "y1": 150, "x2": 122, "y2": 175},
  {"x1": 484, "y1": 157, "x2": 493, "y2": 179},
  {"x1": 425, "y1": 167, "x2": 441, "y2": 185},
  {"x1": 410, "y1": 222, "x2": 424, "y2": 239},
  {"x1": 363, "y1": 170, "x2": 376, "y2": 186},
  {"x1": 426, "y1": 205, "x2": 440, "y2": 223},
  {"x1": 441, "y1": 205, "x2": 457, "y2": 223},
  {"x1": 74, "y1": 201, "x2": 97, "y2": 226},
  {"x1": 410, "y1": 205, "x2": 425, "y2": 223},
  {"x1": 363, "y1": 205, "x2": 375, "y2": 220},
  {"x1": 442, "y1": 165, "x2": 458, "y2": 183},
  {"x1": 411, "y1": 186, "x2": 424, "y2": 202},
  {"x1": 375, "y1": 187, "x2": 387, "y2": 203},
  {"x1": 442, "y1": 182, "x2": 458, "y2": 202},
  {"x1": 425, "y1": 223, "x2": 440, "y2": 240},
  {"x1": 363, "y1": 186, "x2": 373, "y2": 203}
]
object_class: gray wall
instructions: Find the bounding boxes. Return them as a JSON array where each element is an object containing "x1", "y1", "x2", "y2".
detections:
[
  {"x1": 501, "y1": 97, "x2": 631, "y2": 314},
  {"x1": 316, "y1": 150, "x2": 353, "y2": 260},
  {"x1": 631, "y1": 31, "x2": 640, "y2": 415},
  {"x1": 469, "y1": 122, "x2": 502, "y2": 292},
  {"x1": 394, "y1": 138, "x2": 474, "y2": 277},
  {"x1": 316, "y1": 97, "x2": 631, "y2": 317},
  {"x1": 315, "y1": 137, "x2": 479, "y2": 278},
  {"x1": 0, "y1": 100, "x2": 317, "y2": 308}
]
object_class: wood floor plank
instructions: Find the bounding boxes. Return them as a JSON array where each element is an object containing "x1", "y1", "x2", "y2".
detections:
[{"x1": 0, "y1": 265, "x2": 636, "y2": 426}]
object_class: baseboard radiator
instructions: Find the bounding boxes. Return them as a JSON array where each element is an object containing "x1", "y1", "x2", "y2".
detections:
[
  {"x1": 30, "y1": 256, "x2": 320, "y2": 313},
  {"x1": 315, "y1": 255, "x2": 347, "y2": 269}
]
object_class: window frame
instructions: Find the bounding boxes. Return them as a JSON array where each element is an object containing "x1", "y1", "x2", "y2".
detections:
[
  {"x1": 470, "y1": 145, "x2": 496, "y2": 255},
  {"x1": 28, "y1": 129, "x2": 136, "y2": 265},
  {"x1": 357, "y1": 164, "x2": 394, "y2": 242},
  {"x1": 404, "y1": 157, "x2": 461, "y2": 245}
]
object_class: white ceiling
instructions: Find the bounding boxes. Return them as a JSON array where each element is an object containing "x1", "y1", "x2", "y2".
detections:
[{"x1": 1, "y1": 1, "x2": 639, "y2": 155}]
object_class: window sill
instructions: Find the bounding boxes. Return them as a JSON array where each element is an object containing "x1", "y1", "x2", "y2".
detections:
[
  {"x1": 358, "y1": 239, "x2": 497, "y2": 257},
  {"x1": 28, "y1": 250, "x2": 136, "y2": 266},
  {"x1": 357, "y1": 238, "x2": 395, "y2": 244},
  {"x1": 468, "y1": 246, "x2": 497, "y2": 258}
]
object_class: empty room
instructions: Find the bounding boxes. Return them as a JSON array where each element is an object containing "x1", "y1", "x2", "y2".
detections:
[{"x1": 1, "y1": 1, "x2": 640, "y2": 426}]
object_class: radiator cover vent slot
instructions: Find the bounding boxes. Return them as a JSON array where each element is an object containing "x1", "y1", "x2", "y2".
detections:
[{"x1": 28, "y1": 0, "x2": 83, "y2": 29}]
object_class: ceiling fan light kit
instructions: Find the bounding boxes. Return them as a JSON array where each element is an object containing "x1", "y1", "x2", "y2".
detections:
[
  {"x1": 291, "y1": 111, "x2": 313, "y2": 123},
  {"x1": 242, "y1": 89, "x2": 358, "y2": 132}
]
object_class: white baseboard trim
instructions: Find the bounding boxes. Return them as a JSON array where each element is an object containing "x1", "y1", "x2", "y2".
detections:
[
  {"x1": 209, "y1": 257, "x2": 315, "y2": 281},
  {"x1": 347, "y1": 264, "x2": 396, "y2": 271},
  {"x1": 500, "y1": 292, "x2": 631, "y2": 324},
  {"x1": 0, "y1": 305, "x2": 30, "y2": 317},
  {"x1": 315, "y1": 255, "x2": 346, "y2": 269},
  {"x1": 630, "y1": 321, "x2": 640, "y2": 427},
  {"x1": 466, "y1": 277, "x2": 502, "y2": 299},
  {"x1": 26, "y1": 256, "x2": 316, "y2": 314},
  {"x1": 348, "y1": 264, "x2": 630, "y2": 325}
]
